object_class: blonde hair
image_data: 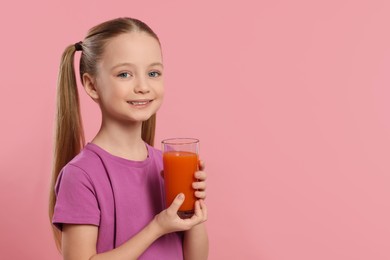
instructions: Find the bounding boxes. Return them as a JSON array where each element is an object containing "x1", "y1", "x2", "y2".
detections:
[{"x1": 49, "y1": 17, "x2": 160, "y2": 251}]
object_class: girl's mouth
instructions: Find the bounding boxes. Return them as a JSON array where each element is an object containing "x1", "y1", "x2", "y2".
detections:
[{"x1": 127, "y1": 100, "x2": 153, "y2": 106}]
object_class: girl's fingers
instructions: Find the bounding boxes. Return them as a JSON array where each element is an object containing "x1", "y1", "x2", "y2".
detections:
[
  {"x1": 167, "y1": 193, "x2": 185, "y2": 216},
  {"x1": 192, "y1": 181, "x2": 206, "y2": 190},
  {"x1": 199, "y1": 199, "x2": 207, "y2": 221},
  {"x1": 193, "y1": 171, "x2": 207, "y2": 199},
  {"x1": 198, "y1": 160, "x2": 205, "y2": 171},
  {"x1": 181, "y1": 200, "x2": 207, "y2": 228},
  {"x1": 195, "y1": 170, "x2": 207, "y2": 181},
  {"x1": 195, "y1": 190, "x2": 207, "y2": 200},
  {"x1": 194, "y1": 200, "x2": 202, "y2": 217},
  {"x1": 191, "y1": 200, "x2": 207, "y2": 222},
  {"x1": 190, "y1": 200, "x2": 204, "y2": 223}
]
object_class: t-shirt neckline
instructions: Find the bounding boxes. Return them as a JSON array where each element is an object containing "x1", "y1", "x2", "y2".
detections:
[{"x1": 85, "y1": 142, "x2": 152, "y2": 168}]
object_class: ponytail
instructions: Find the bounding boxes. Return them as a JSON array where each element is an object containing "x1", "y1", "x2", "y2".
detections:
[
  {"x1": 142, "y1": 114, "x2": 156, "y2": 147},
  {"x1": 49, "y1": 44, "x2": 85, "y2": 251}
]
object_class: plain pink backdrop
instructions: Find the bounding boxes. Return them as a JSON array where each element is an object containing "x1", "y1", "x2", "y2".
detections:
[{"x1": 1, "y1": 0, "x2": 390, "y2": 259}]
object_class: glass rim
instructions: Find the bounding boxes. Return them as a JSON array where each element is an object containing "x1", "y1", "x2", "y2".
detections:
[{"x1": 161, "y1": 138, "x2": 199, "y2": 145}]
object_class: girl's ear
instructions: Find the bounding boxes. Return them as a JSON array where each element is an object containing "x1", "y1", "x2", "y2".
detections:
[{"x1": 83, "y1": 73, "x2": 99, "y2": 100}]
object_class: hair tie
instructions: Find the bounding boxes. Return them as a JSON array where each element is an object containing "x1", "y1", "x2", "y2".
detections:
[{"x1": 74, "y1": 41, "x2": 83, "y2": 51}]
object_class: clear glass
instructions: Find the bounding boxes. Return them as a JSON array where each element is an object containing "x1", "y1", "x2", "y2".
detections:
[{"x1": 162, "y1": 138, "x2": 199, "y2": 218}]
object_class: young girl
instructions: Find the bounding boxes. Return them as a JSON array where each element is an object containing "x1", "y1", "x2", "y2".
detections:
[{"x1": 48, "y1": 17, "x2": 208, "y2": 259}]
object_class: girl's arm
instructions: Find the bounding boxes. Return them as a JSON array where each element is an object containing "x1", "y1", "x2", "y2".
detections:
[
  {"x1": 183, "y1": 162, "x2": 209, "y2": 260},
  {"x1": 62, "y1": 193, "x2": 207, "y2": 260},
  {"x1": 183, "y1": 208, "x2": 209, "y2": 260},
  {"x1": 62, "y1": 220, "x2": 160, "y2": 260}
]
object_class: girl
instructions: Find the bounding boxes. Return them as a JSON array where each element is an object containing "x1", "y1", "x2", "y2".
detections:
[{"x1": 48, "y1": 17, "x2": 208, "y2": 260}]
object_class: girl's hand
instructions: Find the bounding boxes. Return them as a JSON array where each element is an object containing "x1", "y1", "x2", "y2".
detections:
[
  {"x1": 154, "y1": 193, "x2": 207, "y2": 235},
  {"x1": 193, "y1": 160, "x2": 207, "y2": 200}
]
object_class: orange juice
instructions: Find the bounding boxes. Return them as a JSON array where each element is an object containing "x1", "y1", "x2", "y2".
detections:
[{"x1": 163, "y1": 151, "x2": 198, "y2": 215}]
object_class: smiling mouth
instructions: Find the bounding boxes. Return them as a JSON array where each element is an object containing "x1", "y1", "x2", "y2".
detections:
[{"x1": 127, "y1": 100, "x2": 153, "y2": 106}]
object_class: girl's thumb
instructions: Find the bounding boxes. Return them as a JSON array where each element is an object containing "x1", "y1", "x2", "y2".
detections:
[{"x1": 169, "y1": 193, "x2": 185, "y2": 212}]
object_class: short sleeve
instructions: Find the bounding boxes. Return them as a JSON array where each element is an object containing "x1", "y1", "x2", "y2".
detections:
[{"x1": 52, "y1": 164, "x2": 100, "y2": 230}]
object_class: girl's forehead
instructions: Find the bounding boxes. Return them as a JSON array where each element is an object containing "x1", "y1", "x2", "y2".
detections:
[{"x1": 101, "y1": 32, "x2": 162, "y2": 65}]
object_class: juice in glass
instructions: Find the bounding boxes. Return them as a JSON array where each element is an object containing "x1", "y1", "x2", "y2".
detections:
[{"x1": 162, "y1": 138, "x2": 199, "y2": 218}]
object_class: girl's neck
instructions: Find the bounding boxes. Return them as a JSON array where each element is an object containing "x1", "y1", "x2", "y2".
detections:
[{"x1": 91, "y1": 118, "x2": 148, "y2": 161}]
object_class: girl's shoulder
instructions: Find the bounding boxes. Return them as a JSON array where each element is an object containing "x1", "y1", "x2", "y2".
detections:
[
  {"x1": 67, "y1": 143, "x2": 106, "y2": 171},
  {"x1": 56, "y1": 144, "x2": 110, "y2": 192}
]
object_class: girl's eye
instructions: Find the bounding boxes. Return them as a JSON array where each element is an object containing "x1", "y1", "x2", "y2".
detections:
[
  {"x1": 148, "y1": 71, "x2": 161, "y2": 78},
  {"x1": 117, "y1": 72, "x2": 131, "y2": 78}
]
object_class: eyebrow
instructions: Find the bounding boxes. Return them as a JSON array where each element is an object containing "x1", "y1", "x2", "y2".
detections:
[{"x1": 111, "y1": 62, "x2": 164, "y2": 70}]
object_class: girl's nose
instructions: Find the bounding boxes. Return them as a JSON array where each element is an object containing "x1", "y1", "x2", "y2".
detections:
[{"x1": 134, "y1": 77, "x2": 151, "y2": 94}]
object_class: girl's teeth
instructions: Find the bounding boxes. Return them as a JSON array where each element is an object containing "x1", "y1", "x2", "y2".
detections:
[{"x1": 130, "y1": 101, "x2": 148, "y2": 105}]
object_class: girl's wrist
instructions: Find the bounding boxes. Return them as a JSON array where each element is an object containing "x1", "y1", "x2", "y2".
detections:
[{"x1": 150, "y1": 216, "x2": 166, "y2": 238}]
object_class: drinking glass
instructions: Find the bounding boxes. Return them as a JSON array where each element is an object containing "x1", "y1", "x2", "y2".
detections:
[{"x1": 162, "y1": 138, "x2": 199, "y2": 218}]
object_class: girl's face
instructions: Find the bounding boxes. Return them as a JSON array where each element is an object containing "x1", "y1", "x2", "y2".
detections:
[{"x1": 86, "y1": 32, "x2": 164, "y2": 124}]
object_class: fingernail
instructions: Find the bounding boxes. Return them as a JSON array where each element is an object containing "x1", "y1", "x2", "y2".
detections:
[{"x1": 178, "y1": 193, "x2": 184, "y2": 200}]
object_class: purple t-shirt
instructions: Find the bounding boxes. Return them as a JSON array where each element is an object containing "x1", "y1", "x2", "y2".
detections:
[{"x1": 52, "y1": 143, "x2": 183, "y2": 259}]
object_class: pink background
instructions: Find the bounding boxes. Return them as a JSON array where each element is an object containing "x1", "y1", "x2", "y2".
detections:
[{"x1": 1, "y1": 0, "x2": 390, "y2": 259}]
